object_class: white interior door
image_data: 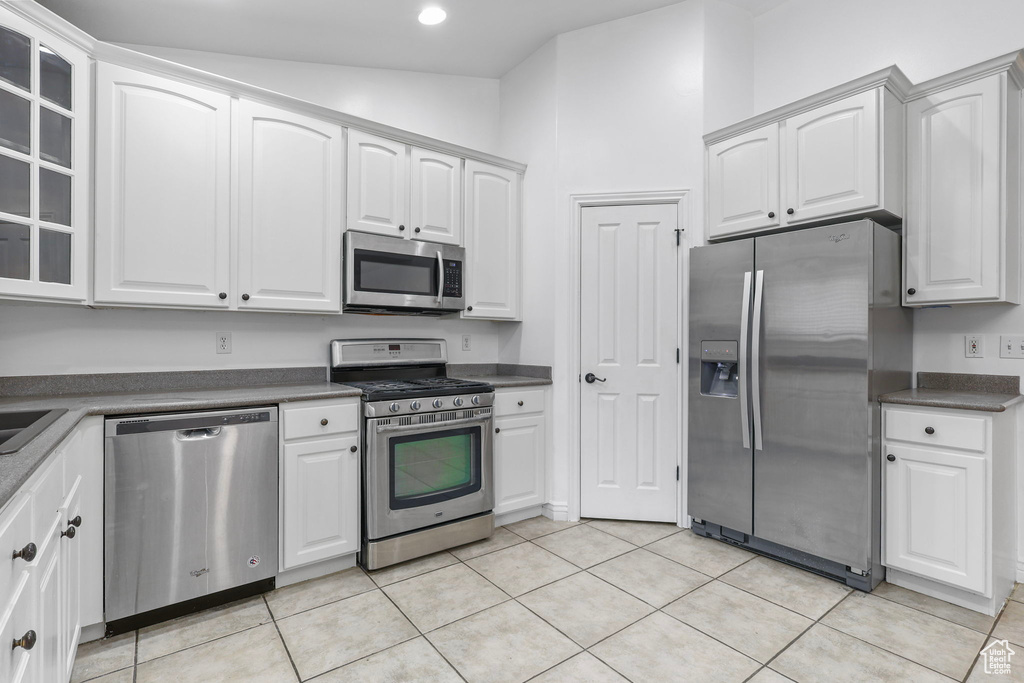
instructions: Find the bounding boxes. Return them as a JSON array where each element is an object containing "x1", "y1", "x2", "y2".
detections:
[{"x1": 580, "y1": 203, "x2": 679, "y2": 522}]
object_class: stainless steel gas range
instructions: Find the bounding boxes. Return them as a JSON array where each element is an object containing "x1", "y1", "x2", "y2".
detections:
[{"x1": 330, "y1": 339, "x2": 495, "y2": 570}]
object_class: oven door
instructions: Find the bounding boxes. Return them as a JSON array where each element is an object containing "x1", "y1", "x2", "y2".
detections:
[
  {"x1": 345, "y1": 232, "x2": 466, "y2": 312},
  {"x1": 365, "y1": 409, "x2": 493, "y2": 540}
]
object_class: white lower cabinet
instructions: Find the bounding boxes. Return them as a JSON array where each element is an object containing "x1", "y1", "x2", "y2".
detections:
[
  {"x1": 280, "y1": 399, "x2": 360, "y2": 570},
  {"x1": 882, "y1": 403, "x2": 1016, "y2": 615},
  {"x1": 0, "y1": 418, "x2": 102, "y2": 683},
  {"x1": 492, "y1": 388, "x2": 548, "y2": 516}
]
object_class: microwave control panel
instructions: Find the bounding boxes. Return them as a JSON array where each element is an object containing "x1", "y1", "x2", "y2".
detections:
[{"x1": 443, "y1": 260, "x2": 463, "y2": 297}]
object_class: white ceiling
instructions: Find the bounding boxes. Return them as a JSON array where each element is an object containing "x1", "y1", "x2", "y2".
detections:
[
  {"x1": 719, "y1": 0, "x2": 789, "y2": 16},
  {"x1": 36, "y1": 0, "x2": 699, "y2": 78}
]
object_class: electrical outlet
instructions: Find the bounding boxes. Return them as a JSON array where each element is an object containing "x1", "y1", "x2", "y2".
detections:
[
  {"x1": 462, "y1": 334, "x2": 472, "y2": 352},
  {"x1": 216, "y1": 332, "x2": 232, "y2": 354},
  {"x1": 999, "y1": 335, "x2": 1024, "y2": 358},
  {"x1": 965, "y1": 334, "x2": 984, "y2": 358}
]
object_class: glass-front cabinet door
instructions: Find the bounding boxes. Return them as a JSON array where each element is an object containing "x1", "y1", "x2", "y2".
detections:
[{"x1": 0, "y1": 7, "x2": 88, "y2": 301}]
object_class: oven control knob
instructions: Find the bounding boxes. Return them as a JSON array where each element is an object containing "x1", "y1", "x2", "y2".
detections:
[
  {"x1": 453, "y1": 397, "x2": 464, "y2": 407},
  {"x1": 471, "y1": 396, "x2": 481, "y2": 405},
  {"x1": 389, "y1": 402, "x2": 401, "y2": 413},
  {"x1": 410, "y1": 400, "x2": 421, "y2": 411},
  {"x1": 432, "y1": 399, "x2": 443, "y2": 409}
]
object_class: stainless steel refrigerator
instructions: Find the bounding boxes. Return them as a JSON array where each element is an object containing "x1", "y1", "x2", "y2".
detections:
[{"x1": 688, "y1": 219, "x2": 912, "y2": 590}]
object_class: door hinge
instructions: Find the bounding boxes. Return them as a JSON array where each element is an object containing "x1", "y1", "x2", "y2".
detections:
[
  {"x1": 677, "y1": 348, "x2": 680, "y2": 364},
  {"x1": 676, "y1": 466, "x2": 680, "y2": 481},
  {"x1": 675, "y1": 229, "x2": 683, "y2": 246}
]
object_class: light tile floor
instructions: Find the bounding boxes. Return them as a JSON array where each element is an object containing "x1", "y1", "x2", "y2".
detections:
[{"x1": 72, "y1": 519, "x2": 1021, "y2": 682}]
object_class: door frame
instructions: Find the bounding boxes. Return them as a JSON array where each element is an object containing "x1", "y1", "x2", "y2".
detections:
[{"x1": 568, "y1": 190, "x2": 691, "y2": 525}]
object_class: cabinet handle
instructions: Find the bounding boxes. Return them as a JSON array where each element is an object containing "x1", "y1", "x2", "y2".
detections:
[
  {"x1": 12, "y1": 542, "x2": 36, "y2": 562},
  {"x1": 399, "y1": 225, "x2": 406, "y2": 231},
  {"x1": 907, "y1": 288, "x2": 916, "y2": 296},
  {"x1": 350, "y1": 445, "x2": 358, "y2": 453},
  {"x1": 415, "y1": 227, "x2": 421, "y2": 233},
  {"x1": 518, "y1": 400, "x2": 524, "y2": 406},
  {"x1": 320, "y1": 418, "x2": 329, "y2": 426},
  {"x1": 241, "y1": 293, "x2": 250, "y2": 301},
  {"x1": 69, "y1": 515, "x2": 82, "y2": 528},
  {"x1": 218, "y1": 292, "x2": 227, "y2": 300},
  {"x1": 886, "y1": 454, "x2": 896, "y2": 462},
  {"x1": 925, "y1": 426, "x2": 935, "y2": 435},
  {"x1": 61, "y1": 526, "x2": 76, "y2": 540},
  {"x1": 768, "y1": 211, "x2": 775, "y2": 219},
  {"x1": 495, "y1": 428, "x2": 501, "y2": 434},
  {"x1": 786, "y1": 208, "x2": 795, "y2": 215},
  {"x1": 466, "y1": 306, "x2": 473, "y2": 312},
  {"x1": 12, "y1": 630, "x2": 36, "y2": 651}
]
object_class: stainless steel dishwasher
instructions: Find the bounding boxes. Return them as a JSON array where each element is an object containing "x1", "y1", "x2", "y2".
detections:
[{"x1": 104, "y1": 407, "x2": 279, "y2": 632}]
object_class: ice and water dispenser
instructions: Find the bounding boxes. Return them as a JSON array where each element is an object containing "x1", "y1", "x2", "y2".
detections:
[{"x1": 699, "y1": 341, "x2": 739, "y2": 398}]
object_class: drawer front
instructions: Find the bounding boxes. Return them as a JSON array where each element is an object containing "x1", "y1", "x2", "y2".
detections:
[
  {"x1": 494, "y1": 389, "x2": 546, "y2": 417},
  {"x1": 283, "y1": 400, "x2": 359, "y2": 440},
  {"x1": 885, "y1": 408, "x2": 987, "y2": 452}
]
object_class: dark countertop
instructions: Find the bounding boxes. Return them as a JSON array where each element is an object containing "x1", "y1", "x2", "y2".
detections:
[
  {"x1": 880, "y1": 388, "x2": 1023, "y2": 412},
  {"x1": 0, "y1": 382, "x2": 362, "y2": 512},
  {"x1": 451, "y1": 374, "x2": 553, "y2": 388}
]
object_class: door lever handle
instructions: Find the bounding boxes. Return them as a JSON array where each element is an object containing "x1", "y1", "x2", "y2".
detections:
[{"x1": 584, "y1": 373, "x2": 606, "y2": 384}]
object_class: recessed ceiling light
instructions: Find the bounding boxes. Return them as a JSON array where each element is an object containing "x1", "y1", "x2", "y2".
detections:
[{"x1": 418, "y1": 7, "x2": 447, "y2": 25}]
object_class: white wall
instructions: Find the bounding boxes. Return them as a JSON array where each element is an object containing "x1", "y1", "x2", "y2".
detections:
[
  {"x1": 703, "y1": 0, "x2": 755, "y2": 133},
  {"x1": 0, "y1": 302, "x2": 504, "y2": 376},
  {"x1": 120, "y1": 44, "x2": 501, "y2": 153}
]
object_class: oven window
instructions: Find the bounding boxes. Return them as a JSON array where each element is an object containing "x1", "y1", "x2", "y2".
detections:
[
  {"x1": 390, "y1": 427, "x2": 481, "y2": 509},
  {"x1": 354, "y1": 249, "x2": 437, "y2": 296}
]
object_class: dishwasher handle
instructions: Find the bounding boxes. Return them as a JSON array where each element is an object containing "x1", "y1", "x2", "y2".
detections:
[{"x1": 176, "y1": 427, "x2": 223, "y2": 441}]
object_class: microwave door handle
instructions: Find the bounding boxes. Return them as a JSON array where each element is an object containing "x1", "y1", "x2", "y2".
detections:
[{"x1": 436, "y1": 252, "x2": 444, "y2": 306}]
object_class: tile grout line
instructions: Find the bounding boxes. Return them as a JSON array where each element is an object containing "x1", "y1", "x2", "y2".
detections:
[
  {"x1": 264, "y1": 593, "x2": 304, "y2": 683},
  {"x1": 759, "y1": 587, "x2": 856, "y2": 676},
  {"x1": 132, "y1": 629, "x2": 138, "y2": 683},
  {"x1": 961, "y1": 598, "x2": 1010, "y2": 682}
]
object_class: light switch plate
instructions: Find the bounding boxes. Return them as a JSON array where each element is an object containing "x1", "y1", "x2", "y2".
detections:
[
  {"x1": 965, "y1": 335, "x2": 984, "y2": 358},
  {"x1": 999, "y1": 335, "x2": 1024, "y2": 358}
]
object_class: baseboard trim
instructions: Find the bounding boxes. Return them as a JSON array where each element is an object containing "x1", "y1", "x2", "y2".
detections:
[
  {"x1": 276, "y1": 553, "x2": 356, "y2": 588},
  {"x1": 544, "y1": 501, "x2": 569, "y2": 521},
  {"x1": 495, "y1": 506, "x2": 545, "y2": 527}
]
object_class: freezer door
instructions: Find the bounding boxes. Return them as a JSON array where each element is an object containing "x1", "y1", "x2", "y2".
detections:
[
  {"x1": 753, "y1": 222, "x2": 872, "y2": 568},
  {"x1": 687, "y1": 240, "x2": 754, "y2": 533}
]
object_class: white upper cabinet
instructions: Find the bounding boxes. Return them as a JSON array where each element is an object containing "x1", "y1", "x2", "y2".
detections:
[
  {"x1": 463, "y1": 160, "x2": 521, "y2": 320},
  {"x1": 94, "y1": 63, "x2": 231, "y2": 307},
  {"x1": 410, "y1": 147, "x2": 462, "y2": 245},
  {"x1": 347, "y1": 130, "x2": 407, "y2": 238},
  {"x1": 237, "y1": 99, "x2": 343, "y2": 313},
  {"x1": 0, "y1": 7, "x2": 89, "y2": 303},
  {"x1": 705, "y1": 69, "x2": 907, "y2": 241},
  {"x1": 347, "y1": 129, "x2": 464, "y2": 245},
  {"x1": 904, "y1": 64, "x2": 1022, "y2": 306},
  {"x1": 707, "y1": 123, "x2": 780, "y2": 240},
  {"x1": 784, "y1": 89, "x2": 879, "y2": 224}
]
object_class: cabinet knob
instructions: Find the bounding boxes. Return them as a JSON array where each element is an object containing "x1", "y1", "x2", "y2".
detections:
[
  {"x1": 350, "y1": 445, "x2": 357, "y2": 453},
  {"x1": 241, "y1": 293, "x2": 250, "y2": 301},
  {"x1": 786, "y1": 208, "x2": 795, "y2": 215},
  {"x1": 320, "y1": 418, "x2": 329, "y2": 426},
  {"x1": 886, "y1": 454, "x2": 896, "y2": 462},
  {"x1": 768, "y1": 211, "x2": 775, "y2": 219},
  {"x1": 69, "y1": 515, "x2": 82, "y2": 528},
  {"x1": 399, "y1": 225, "x2": 406, "y2": 231},
  {"x1": 12, "y1": 542, "x2": 36, "y2": 563},
  {"x1": 925, "y1": 426, "x2": 935, "y2": 435},
  {"x1": 518, "y1": 400, "x2": 524, "y2": 406},
  {"x1": 467, "y1": 306, "x2": 473, "y2": 312},
  {"x1": 61, "y1": 526, "x2": 76, "y2": 540},
  {"x1": 218, "y1": 292, "x2": 227, "y2": 300},
  {"x1": 495, "y1": 428, "x2": 501, "y2": 434},
  {"x1": 12, "y1": 630, "x2": 36, "y2": 651},
  {"x1": 906, "y1": 288, "x2": 916, "y2": 296},
  {"x1": 415, "y1": 227, "x2": 421, "y2": 233}
]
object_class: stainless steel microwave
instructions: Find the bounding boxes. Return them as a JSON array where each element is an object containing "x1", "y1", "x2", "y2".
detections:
[{"x1": 344, "y1": 232, "x2": 466, "y2": 315}]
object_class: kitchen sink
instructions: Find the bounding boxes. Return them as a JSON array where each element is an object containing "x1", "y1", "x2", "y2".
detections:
[{"x1": 0, "y1": 409, "x2": 68, "y2": 455}]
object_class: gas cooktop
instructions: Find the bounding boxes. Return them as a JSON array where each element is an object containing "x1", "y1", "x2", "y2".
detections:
[{"x1": 342, "y1": 377, "x2": 494, "y2": 401}]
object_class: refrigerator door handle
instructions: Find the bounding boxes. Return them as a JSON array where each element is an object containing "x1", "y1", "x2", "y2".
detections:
[
  {"x1": 739, "y1": 271, "x2": 752, "y2": 449},
  {"x1": 752, "y1": 269, "x2": 765, "y2": 451}
]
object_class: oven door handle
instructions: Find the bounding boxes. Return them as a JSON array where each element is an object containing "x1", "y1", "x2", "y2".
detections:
[
  {"x1": 373, "y1": 414, "x2": 492, "y2": 434},
  {"x1": 436, "y1": 251, "x2": 444, "y2": 306}
]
